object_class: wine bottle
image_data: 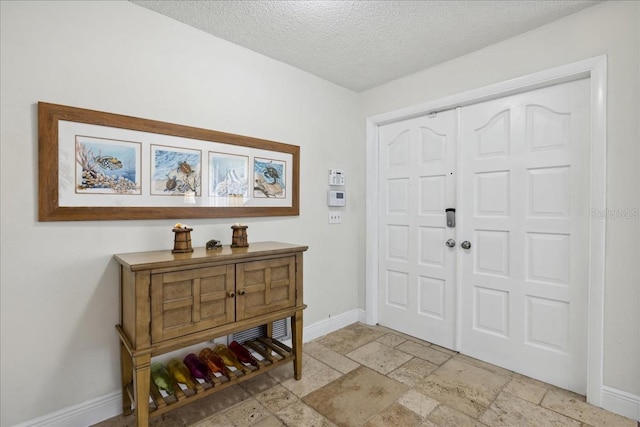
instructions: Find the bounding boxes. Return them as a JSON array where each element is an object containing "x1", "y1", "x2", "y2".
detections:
[
  {"x1": 167, "y1": 358, "x2": 196, "y2": 390},
  {"x1": 198, "y1": 347, "x2": 232, "y2": 379},
  {"x1": 214, "y1": 344, "x2": 248, "y2": 372},
  {"x1": 229, "y1": 340, "x2": 259, "y2": 368},
  {"x1": 150, "y1": 362, "x2": 174, "y2": 395},
  {"x1": 183, "y1": 353, "x2": 211, "y2": 382}
]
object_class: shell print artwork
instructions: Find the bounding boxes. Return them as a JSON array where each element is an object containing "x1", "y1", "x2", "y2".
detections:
[{"x1": 208, "y1": 152, "x2": 249, "y2": 197}]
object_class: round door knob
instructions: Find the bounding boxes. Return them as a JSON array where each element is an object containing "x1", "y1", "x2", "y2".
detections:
[
  {"x1": 227, "y1": 291, "x2": 235, "y2": 298},
  {"x1": 238, "y1": 289, "x2": 246, "y2": 296},
  {"x1": 461, "y1": 241, "x2": 472, "y2": 250},
  {"x1": 445, "y1": 239, "x2": 456, "y2": 248}
]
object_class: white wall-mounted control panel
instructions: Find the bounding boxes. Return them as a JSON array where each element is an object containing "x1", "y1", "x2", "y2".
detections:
[
  {"x1": 329, "y1": 169, "x2": 345, "y2": 186},
  {"x1": 328, "y1": 190, "x2": 346, "y2": 207}
]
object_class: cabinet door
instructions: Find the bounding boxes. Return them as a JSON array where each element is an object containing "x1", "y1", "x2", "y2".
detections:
[
  {"x1": 151, "y1": 265, "x2": 235, "y2": 342},
  {"x1": 236, "y1": 256, "x2": 296, "y2": 321}
]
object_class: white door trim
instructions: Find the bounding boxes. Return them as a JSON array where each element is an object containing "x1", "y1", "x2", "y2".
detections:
[{"x1": 365, "y1": 55, "x2": 607, "y2": 406}]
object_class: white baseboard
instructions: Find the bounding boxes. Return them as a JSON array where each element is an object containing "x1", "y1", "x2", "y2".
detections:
[
  {"x1": 301, "y1": 308, "x2": 362, "y2": 342},
  {"x1": 12, "y1": 391, "x2": 121, "y2": 427},
  {"x1": 12, "y1": 309, "x2": 365, "y2": 427},
  {"x1": 357, "y1": 308, "x2": 368, "y2": 324},
  {"x1": 601, "y1": 386, "x2": 640, "y2": 421}
]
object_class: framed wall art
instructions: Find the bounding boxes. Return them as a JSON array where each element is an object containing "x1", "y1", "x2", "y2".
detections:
[
  {"x1": 208, "y1": 152, "x2": 249, "y2": 199},
  {"x1": 38, "y1": 102, "x2": 300, "y2": 221}
]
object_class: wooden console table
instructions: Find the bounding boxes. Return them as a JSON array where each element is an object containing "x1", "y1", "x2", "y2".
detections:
[{"x1": 115, "y1": 242, "x2": 308, "y2": 426}]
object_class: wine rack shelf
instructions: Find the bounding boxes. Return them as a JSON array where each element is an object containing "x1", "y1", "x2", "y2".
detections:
[
  {"x1": 127, "y1": 338, "x2": 294, "y2": 417},
  {"x1": 115, "y1": 242, "x2": 308, "y2": 427}
]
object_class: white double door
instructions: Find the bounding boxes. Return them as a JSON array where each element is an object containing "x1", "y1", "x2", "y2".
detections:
[{"x1": 377, "y1": 78, "x2": 590, "y2": 393}]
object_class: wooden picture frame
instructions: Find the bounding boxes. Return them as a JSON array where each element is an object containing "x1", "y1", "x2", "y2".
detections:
[{"x1": 38, "y1": 102, "x2": 300, "y2": 221}]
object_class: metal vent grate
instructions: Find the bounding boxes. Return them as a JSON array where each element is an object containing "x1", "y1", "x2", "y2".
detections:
[{"x1": 230, "y1": 318, "x2": 290, "y2": 343}]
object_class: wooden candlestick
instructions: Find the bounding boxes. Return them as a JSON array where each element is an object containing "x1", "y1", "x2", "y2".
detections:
[
  {"x1": 231, "y1": 225, "x2": 249, "y2": 248},
  {"x1": 172, "y1": 228, "x2": 193, "y2": 253}
]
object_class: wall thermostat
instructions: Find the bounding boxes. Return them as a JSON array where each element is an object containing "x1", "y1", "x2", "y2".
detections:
[
  {"x1": 328, "y1": 190, "x2": 346, "y2": 207},
  {"x1": 329, "y1": 169, "x2": 345, "y2": 186}
]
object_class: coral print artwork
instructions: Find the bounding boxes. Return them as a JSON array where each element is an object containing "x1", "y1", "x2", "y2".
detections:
[
  {"x1": 253, "y1": 157, "x2": 286, "y2": 198},
  {"x1": 75, "y1": 136, "x2": 141, "y2": 194},
  {"x1": 151, "y1": 145, "x2": 202, "y2": 196}
]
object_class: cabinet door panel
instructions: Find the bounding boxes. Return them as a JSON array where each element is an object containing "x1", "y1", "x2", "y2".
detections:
[
  {"x1": 151, "y1": 265, "x2": 235, "y2": 342},
  {"x1": 236, "y1": 257, "x2": 296, "y2": 320}
]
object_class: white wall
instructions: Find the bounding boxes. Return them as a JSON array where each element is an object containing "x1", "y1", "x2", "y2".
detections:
[
  {"x1": 361, "y1": 0, "x2": 640, "y2": 401},
  {"x1": 0, "y1": 1, "x2": 364, "y2": 425},
  {"x1": 2, "y1": 1, "x2": 638, "y2": 425}
]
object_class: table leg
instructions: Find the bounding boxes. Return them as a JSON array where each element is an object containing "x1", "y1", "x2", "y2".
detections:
[
  {"x1": 133, "y1": 353, "x2": 151, "y2": 427},
  {"x1": 119, "y1": 341, "x2": 133, "y2": 415},
  {"x1": 266, "y1": 322, "x2": 273, "y2": 339},
  {"x1": 291, "y1": 311, "x2": 303, "y2": 380}
]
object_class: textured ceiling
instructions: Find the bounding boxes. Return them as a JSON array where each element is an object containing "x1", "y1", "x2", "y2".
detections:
[{"x1": 130, "y1": 0, "x2": 599, "y2": 92}]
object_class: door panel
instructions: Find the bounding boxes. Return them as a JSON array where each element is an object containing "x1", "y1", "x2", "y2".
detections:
[
  {"x1": 378, "y1": 110, "x2": 457, "y2": 349},
  {"x1": 236, "y1": 256, "x2": 296, "y2": 321},
  {"x1": 459, "y1": 78, "x2": 590, "y2": 393},
  {"x1": 151, "y1": 265, "x2": 235, "y2": 343},
  {"x1": 376, "y1": 78, "x2": 590, "y2": 393}
]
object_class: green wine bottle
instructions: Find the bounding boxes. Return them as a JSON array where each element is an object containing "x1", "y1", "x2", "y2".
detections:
[{"x1": 150, "y1": 362, "x2": 174, "y2": 395}]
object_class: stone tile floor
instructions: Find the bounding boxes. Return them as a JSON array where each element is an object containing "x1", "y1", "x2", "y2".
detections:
[{"x1": 94, "y1": 323, "x2": 638, "y2": 427}]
